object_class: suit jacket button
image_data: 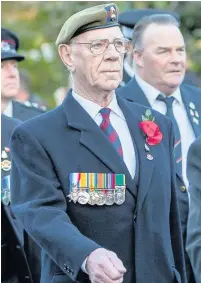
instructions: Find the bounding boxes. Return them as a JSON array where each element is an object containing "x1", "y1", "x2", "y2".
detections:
[{"x1": 180, "y1": 186, "x2": 186, "y2": 192}]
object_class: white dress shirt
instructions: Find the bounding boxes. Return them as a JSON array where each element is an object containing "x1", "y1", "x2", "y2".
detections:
[
  {"x1": 72, "y1": 91, "x2": 136, "y2": 178},
  {"x1": 135, "y1": 74, "x2": 196, "y2": 188},
  {"x1": 3, "y1": 100, "x2": 13, "y2": 117}
]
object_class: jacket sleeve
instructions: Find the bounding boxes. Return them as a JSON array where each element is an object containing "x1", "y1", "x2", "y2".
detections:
[
  {"x1": 168, "y1": 120, "x2": 187, "y2": 283},
  {"x1": 10, "y1": 125, "x2": 101, "y2": 281},
  {"x1": 186, "y1": 137, "x2": 201, "y2": 283}
]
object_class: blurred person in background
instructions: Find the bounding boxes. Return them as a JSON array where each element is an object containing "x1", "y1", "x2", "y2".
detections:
[
  {"x1": 119, "y1": 9, "x2": 180, "y2": 86},
  {"x1": 1, "y1": 28, "x2": 43, "y2": 283},
  {"x1": 117, "y1": 14, "x2": 201, "y2": 283},
  {"x1": 186, "y1": 136, "x2": 201, "y2": 283},
  {"x1": 119, "y1": 9, "x2": 201, "y2": 88},
  {"x1": 16, "y1": 69, "x2": 47, "y2": 110},
  {"x1": 1, "y1": 28, "x2": 46, "y2": 121}
]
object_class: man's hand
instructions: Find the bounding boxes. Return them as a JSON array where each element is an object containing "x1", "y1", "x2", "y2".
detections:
[{"x1": 86, "y1": 248, "x2": 127, "y2": 283}]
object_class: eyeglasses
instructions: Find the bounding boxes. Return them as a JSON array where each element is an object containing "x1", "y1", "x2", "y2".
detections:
[{"x1": 73, "y1": 38, "x2": 131, "y2": 55}]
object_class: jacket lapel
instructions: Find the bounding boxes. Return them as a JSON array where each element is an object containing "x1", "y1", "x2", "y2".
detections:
[
  {"x1": 118, "y1": 76, "x2": 151, "y2": 107},
  {"x1": 180, "y1": 85, "x2": 201, "y2": 138},
  {"x1": 62, "y1": 91, "x2": 136, "y2": 199},
  {"x1": 117, "y1": 96, "x2": 155, "y2": 213}
]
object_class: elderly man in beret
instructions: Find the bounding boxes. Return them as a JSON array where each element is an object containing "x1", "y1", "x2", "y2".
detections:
[{"x1": 10, "y1": 3, "x2": 186, "y2": 283}]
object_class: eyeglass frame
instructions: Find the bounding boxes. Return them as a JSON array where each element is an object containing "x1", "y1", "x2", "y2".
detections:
[{"x1": 70, "y1": 37, "x2": 131, "y2": 55}]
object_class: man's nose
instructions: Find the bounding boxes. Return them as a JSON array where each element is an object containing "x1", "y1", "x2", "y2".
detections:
[
  {"x1": 170, "y1": 50, "x2": 183, "y2": 64},
  {"x1": 104, "y1": 43, "x2": 121, "y2": 60}
]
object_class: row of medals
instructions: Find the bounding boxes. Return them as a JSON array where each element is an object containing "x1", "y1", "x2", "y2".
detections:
[{"x1": 68, "y1": 186, "x2": 125, "y2": 206}]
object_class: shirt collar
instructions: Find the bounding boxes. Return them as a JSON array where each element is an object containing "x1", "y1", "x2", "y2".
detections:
[
  {"x1": 169, "y1": 88, "x2": 182, "y2": 105},
  {"x1": 135, "y1": 74, "x2": 182, "y2": 106},
  {"x1": 72, "y1": 90, "x2": 125, "y2": 120},
  {"x1": 3, "y1": 100, "x2": 13, "y2": 117}
]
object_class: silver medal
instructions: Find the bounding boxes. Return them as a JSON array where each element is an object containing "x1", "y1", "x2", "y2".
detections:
[
  {"x1": 78, "y1": 191, "x2": 90, "y2": 205},
  {"x1": 96, "y1": 191, "x2": 106, "y2": 206},
  {"x1": 1, "y1": 160, "x2": 11, "y2": 171},
  {"x1": 115, "y1": 187, "x2": 125, "y2": 205},
  {"x1": 190, "y1": 109, "x2": 194, "y2": 116},
  {"x1": 88, "y1": 192, "x2": 99, "y2": 205},
  {"x1": 105, "y1": 190, "x2": 115, "y2": 205},
  {"x1": 189, "y1": 102, "x2": 195, "y2": 109}
]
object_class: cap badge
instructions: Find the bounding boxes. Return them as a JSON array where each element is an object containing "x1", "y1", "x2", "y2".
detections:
[
  {"x1": 110, "y1": 6, "x2": 116, "y2": 21},
  {"x1": 1, "y1": 41, "x2": 15, "y2": 53},
  {"x1": 105, "y1": 5, "x2": 117, "y2": 23}
]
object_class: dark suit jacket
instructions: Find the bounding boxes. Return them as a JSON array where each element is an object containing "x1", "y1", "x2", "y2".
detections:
[
  {"x1": 1, "y1": 114, "x2": 33, "y2": 283},
  {"x1": 12, "y1": 100, "x2": 46, "y2": 121},
  {"x1": 116, "y1": 77, "x2": 201, "y2": 282},
  {"x1": 10, "y1": 91, "x2": 186, "y2": 283},
  {"x1": 186, "y1": 136, "x2": 201, "y2": 283}
]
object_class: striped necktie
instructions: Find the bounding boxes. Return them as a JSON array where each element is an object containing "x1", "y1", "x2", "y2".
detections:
[
  {"x1": 157, "y1": 94, "x2": 182, "y2": 175},
  {"x1": 99, "y1": 108, "x2": 123, "y2": 158}
]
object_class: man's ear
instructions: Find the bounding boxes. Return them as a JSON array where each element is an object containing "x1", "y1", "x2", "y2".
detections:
[
  {"x1": 133, "y1": 49, "x2": 144, "y2": 68},
  {"x1": 58, "y1": 44, "x2": 75, "y2": 72}
]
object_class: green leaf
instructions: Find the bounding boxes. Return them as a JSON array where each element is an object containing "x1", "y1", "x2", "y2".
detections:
[{"x1": 145, "y1": 109, "x2": 152, "y2": 117}]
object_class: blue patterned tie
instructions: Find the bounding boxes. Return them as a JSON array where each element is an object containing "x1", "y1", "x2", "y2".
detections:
[
  {"x1": 157, "y1": 95, "x2": 182, "y2": 175},
  {"x1": 99, "y1": 108, "x2": 123, "y2": 158}
]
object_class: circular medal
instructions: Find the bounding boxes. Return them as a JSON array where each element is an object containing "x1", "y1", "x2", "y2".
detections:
[
  {"x1": 67, "y1": 188, "x2": 79, "y2": 203},
  {"x1": 115, "y1": 189, "x2": 125, "y2": 205},
  {"x1": 71, "y1": 188, "x2": 79, "y2": 203},
  {"x1": 96, "y1": 191, "x2": 106, "y2": 206},
  {"x1": 88, "y1": 192, "x2": 99, "y2": 205},
  {"x1": 1, "y1": 160, "x2": 11, "y2": 171},
  {"x1": 105, "y1": 191, "x2": 115, "y2": 205},
  {"x1": 78, "y1": 191, "x2": 90, "y2": 205},
  {"x1": 147, "y1": 154, "x2": 153, "y2": 161}
]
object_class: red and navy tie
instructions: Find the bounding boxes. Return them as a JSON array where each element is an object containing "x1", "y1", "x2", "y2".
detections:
[
  {"x1": 99, "y1": 108, "x2": 123, "y2": 158},
  {"x1": 157, "y1": 94, "x2": 182, "y2": 175}
]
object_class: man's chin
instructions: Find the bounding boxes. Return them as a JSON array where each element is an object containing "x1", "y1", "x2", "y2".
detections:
[
  {"x1": 2, "y1": 92, "x2": 18, "y2": 100},
  {"x1": 101, "y1": 80, "x2": 121, "y2": 91}
]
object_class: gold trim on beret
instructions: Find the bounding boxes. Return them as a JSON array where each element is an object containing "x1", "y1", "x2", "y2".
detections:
[{"x1": 55, "y1": 3, "x2": 119, "y2": 46}]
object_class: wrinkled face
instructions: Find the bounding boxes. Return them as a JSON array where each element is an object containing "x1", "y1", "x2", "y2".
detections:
[
  {"x1": 1, "y1": 60, "x2": 20, "y2": 99},
  {"x1": 134, "y1": 24, "x2": 187, "y2": 92},
  {"x1": 67, "y1": 27, "x2": 125, "y2": 93}
]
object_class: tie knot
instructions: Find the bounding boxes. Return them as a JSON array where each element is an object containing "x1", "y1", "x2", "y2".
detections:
[
  {"x1": 99, "y1": 108, "x2": 111, "y2": 119},
  {"x1": 157, "y1": 94, "x2": 175, "y2": 108}
]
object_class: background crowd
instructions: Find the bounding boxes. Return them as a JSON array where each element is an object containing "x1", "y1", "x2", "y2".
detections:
[{"x1": 2, "y1": 1, "x2": 201, "y2": 108}]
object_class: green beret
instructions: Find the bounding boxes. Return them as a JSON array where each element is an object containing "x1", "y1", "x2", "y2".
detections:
[{"x1": 55, "y1": 3, "x2": 119, "y2": 46}]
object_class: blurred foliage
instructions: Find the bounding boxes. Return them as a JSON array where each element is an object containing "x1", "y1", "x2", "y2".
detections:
[{"x1": 2, "y1": 1, "x2": 201, "y2": 108}]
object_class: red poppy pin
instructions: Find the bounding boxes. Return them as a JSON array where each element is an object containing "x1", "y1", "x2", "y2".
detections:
[{"x1": 139, "y1": 109, "x2": 163, "y2": 146}]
